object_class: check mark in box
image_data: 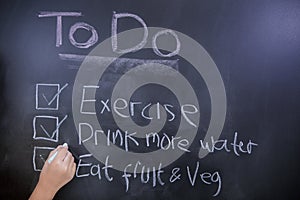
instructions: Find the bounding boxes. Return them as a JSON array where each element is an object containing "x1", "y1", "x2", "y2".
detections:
[
  {"x1": 35, "y1": 83, "x2": 68, "y2": 110},
  {"x1": 33, "y1": 146, "x2": 54, "y2": 171},
  {"x1": 33, "y1": 115, "x2": 68, "y2": 142}
]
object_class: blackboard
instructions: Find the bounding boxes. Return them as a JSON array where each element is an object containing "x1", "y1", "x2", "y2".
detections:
[{"x1": 1, "y1": 0, "x2": 300, "y2": 199}]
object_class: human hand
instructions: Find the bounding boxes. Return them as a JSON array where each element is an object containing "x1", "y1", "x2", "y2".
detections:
[{"x1": 29, "y1": 143, "x2": 76, "y2": 200}]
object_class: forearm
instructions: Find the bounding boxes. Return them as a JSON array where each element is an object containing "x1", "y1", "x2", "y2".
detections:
[{"x1": 29, "y1": 181, "x2": 57, "y2": 200}]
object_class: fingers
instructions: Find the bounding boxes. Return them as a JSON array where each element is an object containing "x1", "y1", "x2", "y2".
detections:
[
  {"x1": 46, "y1": 144, "x2": 76, "y2": 174},
  {"x1": 55, "y1": 147, "x2": 68, "y2": 161},
  {"x1": 47, "y1": 144, "x2": 68, "y2": 163},
  {"x1": 63, "y1": 151, "x2": 73, "y2": 164},
  {"x1": 59, "y1": 148, "x2": 76, "y2": 179},
  {"x1": 47, "y1": 145, "x2": 62, "y2": 159},
  {"x1": 64, "y1": 151, "x2": 76, "y2": 173}
]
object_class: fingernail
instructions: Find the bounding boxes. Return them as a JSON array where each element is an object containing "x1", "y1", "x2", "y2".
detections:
[{"x1": 63, "y1": 143, "x2": 68, "y2": 147}]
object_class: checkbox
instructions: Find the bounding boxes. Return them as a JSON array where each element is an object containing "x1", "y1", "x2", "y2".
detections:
[
  {"x1": 35, "y1": 83, "x2": 68, "y2": 110},
  {"x1": 33, "y1": 115, "x2": 68, "y2": 142},
  {"x1": 33, "y1": 146, "x2": 55, "y2": 171}
]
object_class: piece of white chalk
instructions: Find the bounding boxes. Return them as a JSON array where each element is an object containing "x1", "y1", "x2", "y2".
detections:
[
  {"x1": 48, "y1": 151, "x2": 57, "y2": 164},
  {"x1": 48, "y1": 143, "x2": 68, "y2": 164}
]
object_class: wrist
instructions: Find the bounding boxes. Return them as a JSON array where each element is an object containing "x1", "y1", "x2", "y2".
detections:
[{"x1": 35, "y1": 181, "x2": 58, "y2": 200}]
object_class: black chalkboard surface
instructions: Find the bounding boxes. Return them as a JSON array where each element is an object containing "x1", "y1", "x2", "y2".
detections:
[{"x1": 1, "y1": 0, "x2": 300, "y2": 199}]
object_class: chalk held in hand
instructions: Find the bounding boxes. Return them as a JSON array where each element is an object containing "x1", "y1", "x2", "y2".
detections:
[
  {"x1": 62, "y1": 143, "x2": 68, "y2": 148},
  {"x1": 48, "y1": 143, "x2": 68, "y2": 164}
]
